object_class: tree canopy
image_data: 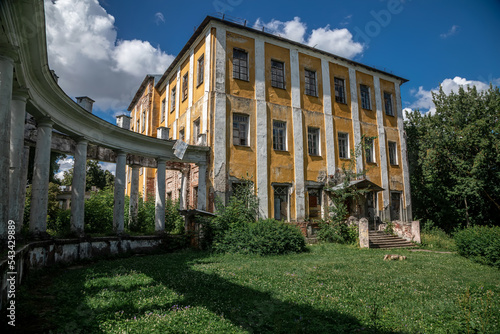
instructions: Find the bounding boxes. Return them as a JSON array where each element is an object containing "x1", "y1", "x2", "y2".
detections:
[
  {"x1": 60, "y1": 159, "x2": 115, "y2": 191},
  {"x1": 405, "y1": 85, "x2": 500, "y2": 231}
]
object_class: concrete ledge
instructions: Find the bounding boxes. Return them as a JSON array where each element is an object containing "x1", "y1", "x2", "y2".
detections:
[{"x1": 0, "y1": 235, "x2": 185, "y2": 310}]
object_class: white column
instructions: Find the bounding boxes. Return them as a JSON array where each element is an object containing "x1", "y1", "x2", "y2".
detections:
[
  {"x1": 9, "y1": 89, "x2": 29, "y2": 232},
  {"x1": 70, "y1": 138, "x2": 88, "y2": 236},
  {"x1": 374, "y1": 77, "x2": 390, "y2": 220},
  {"x1": 202, "y1": 30, "x2": 211, "y2": 134},
  {"x1": 155, "y1": 159, "x2": 166, "y2": 232},
  {"x1": 349, "y1": 68, "x2": 363, "y2": 173},
  {"x1": 113, "y1": 151, "x2": 127, "y2": 234},
  {"x1": 29, "y1": 118, "x2": 53, "y2": 236},
  {"x1": 186, "y1": 49, "x2": 194, "y2": 143},
  {"x1": 197, "y1": 162, "x2": 207, "y2": 210},
  {"x1": 179, "y1": 170, "x2": 189, "y2": 210},
  {"x1": 0, "y1": 53, "x2": 15, "y2": 238},
  {"x1": 213, "y1": 27, "x2": 227, "y2": 203},
  {"x1": 128, "y1": 165, "x2": 140, "y2": 227},
  {"x1": 395, "y1": 83, "x2": 412, "y2": 221},
  {"x1": 255, "y1": 37, "x2": 268, "y2": 218},
  {"x1": 290, "y1": 49, "x2": 305, "y2": 221},
  {"x1": 321, "y1": 58, "x2": 336, "y2": 176}
]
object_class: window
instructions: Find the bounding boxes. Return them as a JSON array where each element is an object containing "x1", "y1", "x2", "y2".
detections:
[
  {"x1": 273, "y1": 120, "x2": 286, "y2": 151},
  {"x1": 141, "y1": 110, "x2": 145, "y2": 133},
  {"x1": 167, "y1": 191, "x2": 172, "y2": 200},
  {"x1": 192, "y1": 186, "x2": 198, "y2": 209},
  {"x1": 197, "y1": 55, "x2": 204, "y2": 86},
  {"x1": 136, "y1": 118, "x2": 139, "y2": 133},
  {"x1": 161, "y1": 98, "x2": 166, "y2": 122},
  {"x1": 308, "y1": 188, "x2": 321, "y2": 219},
  {"x1": 233, "y1": 114, "x2": 249, "y2": 146},
  {"x1": 193, "y1": 118, "x2": 200, "y2": 144},
  {"x1": 233, "y1": 48, "x2": 248, "y2": 81},
  {"x1": 308, "y1": 127, "x2": 320, "y2": 156},
  {"x1": 271, "y1": 60, "x2": 285, "y2": 89},
  {"x1": 334, "y1": 77, "x2": 346, "y2": 104},
  {"x1": 182, "y1": 72, "x2": 188, "y2": 101},
  {"x1": 179, "y1": 129, "x2": 185, "y2": 142},
  {"x1": 360, "y1": 84, "x2": 371, "y2": 110},
  {"x1": 170, "y1": 87, "x2": 176, "y2": 112},
  {"x1": 388, "y1": 141, "x2": 398, "y2": 165},
  {"x1": 274, "y1": 186, "x2": 289, "y2": 221},
  {"x1": 365, "y1": 137, "x2": 375, "y2": 163},
  {"x1": 305, "y1": 69, "x2": 317, "y2": 96},
  {"x1": 338, "y1": 132, "x2": 349, "y2": 159},
  {"x1": 384, "y1": 92, "x2": 394, "y2": 116},
  {"x1": 390, "y1": 192, "x2": 401, "y2": 221}
]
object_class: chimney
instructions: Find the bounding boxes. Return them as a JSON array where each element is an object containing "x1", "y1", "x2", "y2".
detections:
[
  {"x1": 157, "y1": 126, "x2": 170, "y2": 140},
  {"x1": 116, "y1": 115, "x2": 131, "y2": 130},
  {"x1": 76, "y1": 96, "x2": 95, "y2": 113}
]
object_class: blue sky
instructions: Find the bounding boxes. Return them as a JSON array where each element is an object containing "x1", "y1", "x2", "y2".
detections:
[{"x1": 46, "y1": 0, "x2": 500, "y2": 175}]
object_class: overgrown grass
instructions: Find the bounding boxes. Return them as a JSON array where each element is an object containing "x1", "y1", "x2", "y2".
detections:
[
  {"x1": 420, "y1": 229, "x2": 456, "y2": 252},
  {"x1": 10, "y1": 244, "x2": 500, "y2": 333}
]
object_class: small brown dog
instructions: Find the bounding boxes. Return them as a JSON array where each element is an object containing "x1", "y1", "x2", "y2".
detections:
[{"x1": 384, "y1": 254, "x2": 407, "y2": 261}]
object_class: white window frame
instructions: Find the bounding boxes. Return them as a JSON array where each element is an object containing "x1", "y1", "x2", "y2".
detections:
[
  {"x1": 388, "y1": 141, "x2": 398, "y2": 165},
  {"x1": 233, "y1": 114, "x2": 249, "y2": 146},
  {"x1": 193, "y1": 118, "x2": 200, "y2": 144},
  {"x1": 360, "y1": 84, "x2": 371, "y2": 110},
  {"x1": 308, "y1": 127, "x2": 321, "y2": 156},
  {"x1": 272, "y1": 120, "x2": 287, "y2": 151},
  {"x1": 338, "y1": 132, "x2": 350, "y2": 159}
]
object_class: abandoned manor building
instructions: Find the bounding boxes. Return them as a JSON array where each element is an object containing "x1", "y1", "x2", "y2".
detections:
[{"x1": 126, "y1": 16, "x2": 412, "y2": 225}]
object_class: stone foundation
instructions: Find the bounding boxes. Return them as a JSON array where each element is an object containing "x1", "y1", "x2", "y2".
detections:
[{"x1": 0, "y1": 235, "x2": 183, "y2": 310}]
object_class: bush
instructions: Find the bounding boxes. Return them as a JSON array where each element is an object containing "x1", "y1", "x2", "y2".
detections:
[
  {"x1": 454, "y1": 226, "x2": 500, "y2": 268},
  {"x1": 214, "y1": 219, "x2": 306, "y2": 255},
  {"x1": 317, "y1": 221, "x2": 358, "y2": 245},
  {"x1": 47, "y1": 209, "x2": 71, "y2": 237},
  {"x1": 84, "y1": 189, "x2": 115, "y2": 234},
  {"x1": 165, "y1": 199, "x2": 184, "y2": 234},
  {"x1": 420, "y1": 220, "x2": 456, "y2": 251}
]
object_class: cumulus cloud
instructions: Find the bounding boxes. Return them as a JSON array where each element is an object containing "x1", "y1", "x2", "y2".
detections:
[
  {"x1": 409, "y1": 76, "x2": 497, "y2": 114},
  {"x1": 254, "y1": 17, "x2": 363, "y2": 59},
  {"x1": 44, "y1": 0, "x2": 174, "y2": 116},
  {"x1": 55, "y1": 156, "x2": 74, "y2": 181},
  {"x1": 99, "y1": 162, "x2": 116, "y2": 176},
  {"x1": 440, "y1": 25, "x2": 459, "y2": 39}
]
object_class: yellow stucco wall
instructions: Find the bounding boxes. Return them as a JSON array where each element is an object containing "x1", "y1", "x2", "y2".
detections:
[
  {"x1": 226, "y1": 32, "x2": 255, "y2": 99},
  {"x1": 331, "y1": 63, "x2": 351, "y2": 119},
  {"x1": 356, "y1": 71, "x2": 377, "y2": 125},
  {"x1": 299, "y1": 52, "x2": 323, "y2": 113},
  {"x1": 265, "y1": 43, "x2": 291, "y2": 106}
]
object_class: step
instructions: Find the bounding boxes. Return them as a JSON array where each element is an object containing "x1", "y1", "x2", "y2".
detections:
[{"x1": 368, "y1": 231, "x2": 416, "y2": 249}]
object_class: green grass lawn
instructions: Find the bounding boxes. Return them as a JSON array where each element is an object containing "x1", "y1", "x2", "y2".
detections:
[{"x1": 10, "y1": 244, "x2": 500, "y2": 333}]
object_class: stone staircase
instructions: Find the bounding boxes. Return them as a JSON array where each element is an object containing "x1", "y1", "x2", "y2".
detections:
[{"x1": 369, "y1": 231, "x2": 416, "y2": 249}]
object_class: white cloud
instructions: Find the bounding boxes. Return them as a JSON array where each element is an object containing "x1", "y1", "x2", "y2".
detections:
[
  {"x1": 254, "y1": 17, "x2": 364, "y2": 59},
  {"x1": 409, "y1": 76, "x2": 497, "y2": 114},
  {"x1": 55, "y1": 156, "x2": 74, "y2": 181},
  {"x1": 440, "y1": 25, "x2": 459, "y2": 39},
  {"x1": 154, "y1": 12, "x2": 165, "y2": 25},
  {"x1": 99, "y1": 162, "x2": 116, "y2": 176},
  {"x1": 44, "y1": 0, "x2": 174, "y2": 115}
]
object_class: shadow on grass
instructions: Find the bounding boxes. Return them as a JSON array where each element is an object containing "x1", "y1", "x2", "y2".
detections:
[{"x1": 8, "y1": 251, "x2": 398, "y2": 333}]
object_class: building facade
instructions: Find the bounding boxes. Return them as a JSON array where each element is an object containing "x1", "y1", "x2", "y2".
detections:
[{"x1": 126, "y1": 16, "x2": 412, "y2": 224}]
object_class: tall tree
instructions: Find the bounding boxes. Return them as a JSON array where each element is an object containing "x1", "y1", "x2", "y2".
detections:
[
  {"x1": 405, "y1": 85, "x2": 500, "y2": 231},
  {"x1": 61, "y1": 159, "x2": 115, "y2": 190}
]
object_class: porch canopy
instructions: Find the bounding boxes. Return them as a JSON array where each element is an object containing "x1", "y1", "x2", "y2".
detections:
[{"x1": 328, "y1": 179, "x2": 384, "y2": 192}]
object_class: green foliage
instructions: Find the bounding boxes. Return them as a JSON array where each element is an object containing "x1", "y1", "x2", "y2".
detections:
[
  {"x1": 420, "y1": 220, "x2": 456, "y2": 252},
  {"x1": 405, "y1": 85, "x2": 500, "y2": 231},
  {"x1": 47, "y1": 209, "x2": 72, "y2": 237},
  {"x1": 23, "y1": 183, "x2": 62, "y2": 235},
  {"x1": 165, "y1": 199, "x2": 185, "y2": 234},
  {"x1": 14, "y1": 244, "x2": 500, "y2": 333},
  {"x1": 454, "y1": 226, "x2": 500, "y2": 268},
  {"x1": 203, "y1": 179, "x2": 259, "y2": 248},
  {"x1": 60, "y1": 159, "x2": 115, "y2": 191},
  {"x1": 214, "y1": 218, "x2": 306, "y2": 255},
  {"x1": 84, "y1": 188, "x2": 115, "y2": 234},
  {"x1": 317, "y1": 221, "x2": 358, "y2": 244}
]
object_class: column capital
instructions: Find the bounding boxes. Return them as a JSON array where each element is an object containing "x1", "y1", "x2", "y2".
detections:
[
  {"x1": 156, "y1": 157, "x2": 167, "y2": 164},
  {"x1": 115, "y1": 150, "x2": 127, "y2": 157},
  {"x1": 12, "y1": 87, "x2": 30, "y2": 102},
  {"x1": 129, "y1": 164, "x2": 141, "y2": 169},
  {"x1": 36, "y1": 117, "x2": 54, "y2": 128},
  {"x1": 74, "y1": 136, "x2": 89, "y2": 145}
]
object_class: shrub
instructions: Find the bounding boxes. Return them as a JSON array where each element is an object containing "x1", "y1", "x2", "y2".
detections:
[
  {"x1": 420, "y1": 220, "x2": 456, "y2": 251},
  {"x1": 84, "y1": 189, "x2": 115, "y2": 234},
  {"x1": 317, "y1": 221, "x2": 358, "y2": 245},
  {"x1": 47, "y1": 209, "x2": 71, "y2": 237},
  {"x1": 214, "y1": 219, "x2": 306, "y2": 255},
  {"x1": 454, "y1": 226, "x2": 500, "y2": 268},
  {"x1": 130, "y1": 196, "x2": 155, "y2": 234}
]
